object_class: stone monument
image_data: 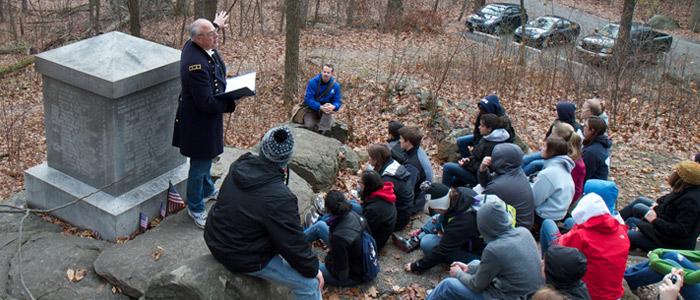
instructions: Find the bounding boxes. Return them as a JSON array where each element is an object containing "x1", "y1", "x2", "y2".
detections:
[{"x1": 25, "y1": 31, "x2": 188, "y2": 240}]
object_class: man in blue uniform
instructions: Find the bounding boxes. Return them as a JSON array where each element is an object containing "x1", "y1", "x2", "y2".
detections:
[
  {"x1": 302, "y1": 64, "x2": 342, "y2": 135},
  {"x1": 172, "y1": 12, "x2": 235, "y2": 229}
]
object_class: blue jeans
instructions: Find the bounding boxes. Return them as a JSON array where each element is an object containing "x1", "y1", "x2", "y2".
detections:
[
  {"x1": 304, "y1": 221, "x2": 330, "y2": 245},
  {"x1": 539, "y1": 219, "x2": 562, "y2": 256},
  {"x1": 442, "y1": 162, "x2": 477, "y2": 187},
  {"x1": 624, "y1": 251, "x2": 700, "y2": 300},
  {"x1": 320, "y1": 263, "x2": 360, "y2": 287},
  {"x1": 522, "y1": 152, "x2": 544, "y2": 176},
  {"x1": 456, "y1": 134, "x2": 475, "y2": 158},
  {"x1": 620, "y1": 196, "x2": 654, "y2": 221},
  {"x1": 427, "y1": 277, "x2": 484, "y2": 300},
  {"x1": 245, "y1": 255, "x2": 321, "y2": 300},
  {"x1": 187, "y1": 159, "x2": 215, "y2": 213},
  {"x1": 627, "y1": 230, "x2": 659, "y2": 252}
]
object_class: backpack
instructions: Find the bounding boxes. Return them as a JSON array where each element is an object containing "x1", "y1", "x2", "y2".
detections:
[{"x1": 360, "y1": 230, "x2": 380, "y2": 282}]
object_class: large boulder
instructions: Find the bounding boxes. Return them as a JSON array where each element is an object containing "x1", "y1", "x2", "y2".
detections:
[
  {"x1": 339, "y1": 145, "x2": 360, "y2": 172},
  {"x1": 5, "y1": 233, "x2": 125, "y2": 300},
  {"x1": 254, "y1": 125, "x2": 344, "y2": 192},
  {"x1": 93, "y1": 208, "x2": 210, "y2": 298},
  {"x1": 648, "y1": 15, "x2": 680, "y2": 30},
  {"x1": 144, "y1": 255, "x2": 292, "y2": 300},
  {"x1": 0, "y1": 192, "x2": 62, "y2": 299},
  {"x1": 437, "y1": 128, "x2": 470, "y2": 162},
  {"x1": 329, "y1": 121, "x2": 349, "y2": 144},
  {"x1": 212, "y1": 147, "x2": 315, "y2": 216}
]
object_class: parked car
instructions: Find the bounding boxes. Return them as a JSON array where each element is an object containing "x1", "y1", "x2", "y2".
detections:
[
  {"x1": 576, "y1": 22, "x2": 673, "y2": 64},
  {"x1": 514, "y1": 15, "x2": 581, "y2": 48},
  {"x1": 466, "y1": 3, "x2": 528, "y2": 35}
]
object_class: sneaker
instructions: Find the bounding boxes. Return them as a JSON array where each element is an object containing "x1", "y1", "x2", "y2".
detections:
[
  {"x1": 303, "y1": 210, "x2": 320, "y2": 229},
  {"x1": 205, "y1": 189, "x2": 219, "y2": 202},
  {"x1": 312, "y1": 194, "x2": 325, "y2": 215},
  {"x1": 392, "y1": 233, "x2": 420, "y2": 253},
  {"x1": 188, "y1": 209, "x2": 207, "y2": 229}
]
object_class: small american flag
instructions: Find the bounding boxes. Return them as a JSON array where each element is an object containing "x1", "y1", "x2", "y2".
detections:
[
  {"x1": 167, "y1": 181, "x2": 186, "y2": 214},
  {"x1": 139, "y1": 212, "x2": 149, "y2": 233}
]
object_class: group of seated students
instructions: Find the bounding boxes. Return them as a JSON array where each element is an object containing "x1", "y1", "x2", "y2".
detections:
[
  {"x1": 301, "y1": 94, "x2": 700, "y2": 300},
  {"x1": 204, "y1": 94, "x2": 698, "y2": 299}
]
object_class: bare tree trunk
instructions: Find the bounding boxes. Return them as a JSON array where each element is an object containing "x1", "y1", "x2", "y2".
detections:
[
  {"x1": 384, "y1": 0, "x2": 403, "y2": 32},
  {"x1": 345, "y1": 0, "x2": 355, "y2": 27},
  {"x1": 179, "y1": 1, "x2": 190, "y2": 45},
  {"x1": 90, "y1": 0, "x2": 101, "y2": 33},
  {"x1": 458, "y1": 0, "x2": 469, "y2": 21},
  {"x1": 313, "y1": 0, "x2": 320, "y2": 25},
  {"x1": 283, "y1": 0, "x2": 301, "y2": 106},
  {"x1": 239, "y1": 0, "x2": 244, "y2": 35},
  {"x1": 256, "y1": 0, "x2": 264, "y2": 33},
  {"x1": 278, "y1": 0, "x2": 285, "y2": 32},
  {"x1": 128, "y1": 0, "x2": 141, "y2": 37},
  {"x1": 517, "y1": 0, "x2": 526, "y2": 65},
  {"x1": 194, "y1": 0, "x2": 217, "y2": 20},
  {"x1": 473, "y1": 0, "x2": 484, "y2": 12},
  {"x1": 692, "y1": 0, "x2": 700, "y2": 32},
  {"x1": 611, "y1": 0, "x2": 636, "y2": 127},
  {"x1": 299, "y1": 0, "x2": 308, "y2": 28},
  {"x1": 19, "y1": 0, "x2": 27, "y2": 36},
  {"x1": 175, "y1": 0, "x2": 188, "y2": 16},
  {"x1": 432, "y1": 0, "x2": 440, "y2": 12},
  {"x1": 0, "y1": 0, "x2": 5, "y2": 22},
  {"x1": 7, "y1": 0, "x2": 18, "y2": 41}
]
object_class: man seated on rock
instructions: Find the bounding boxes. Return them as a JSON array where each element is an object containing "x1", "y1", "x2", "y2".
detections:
[
  {"x1": 398, "y1": 126, "x2": 432, "y2": 213},
  {"x1": 302, "y1": 64, "x2": 342, "y2": 135},
  {"x1": 204, "y1": 126, "x2": 324, "y2": 300}
]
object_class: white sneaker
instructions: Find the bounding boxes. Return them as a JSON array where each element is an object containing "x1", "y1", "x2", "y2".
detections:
[
  {"x1": 187, "y1": 209, "x2": 207, "y2": 229},
  {"x1": 205, "y1": 189, "x2": 219, "y2": 202}
]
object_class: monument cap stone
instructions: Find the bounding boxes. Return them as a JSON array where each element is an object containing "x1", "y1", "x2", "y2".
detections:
[{"x1": 35, "y1": 31, "x2": 180, "y2": 99}]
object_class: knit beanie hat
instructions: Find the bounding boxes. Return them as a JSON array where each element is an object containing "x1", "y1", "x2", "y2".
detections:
[
  {"x1": 424, "y1": 182, "x2": 450, "y2": 210},
  {"x1": 260, "y1": 126, "x2": 295, "y2": 168},
  {"x1": 388, "y1": 120, "x2": 404, "y2": 138},
  {"x1": 676, "y1": 160, "x2": 700, "y2": 185}
]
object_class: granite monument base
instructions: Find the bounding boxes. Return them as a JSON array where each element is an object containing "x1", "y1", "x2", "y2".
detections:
[{"x1": 24, "y1": 162, "x2": 189, "y2": 241}]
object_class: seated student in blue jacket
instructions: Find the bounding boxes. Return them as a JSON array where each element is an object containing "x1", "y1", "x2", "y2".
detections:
[{"x1": 303, "y1": 64, "x2": 342, "y2": 135}]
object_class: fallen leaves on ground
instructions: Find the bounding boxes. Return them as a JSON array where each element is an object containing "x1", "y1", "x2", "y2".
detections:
[{"x1": 66, "y1": 267, "x2": 87, "y2": 282}]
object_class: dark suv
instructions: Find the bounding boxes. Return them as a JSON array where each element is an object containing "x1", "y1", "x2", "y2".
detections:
[{"x1": 466, "y1": 3, "x2": 527, "y2": 35}]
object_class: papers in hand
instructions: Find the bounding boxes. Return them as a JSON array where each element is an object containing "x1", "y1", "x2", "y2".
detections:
[{"x1": 222, "y1": 72, "x2": 256, "y2": 100}]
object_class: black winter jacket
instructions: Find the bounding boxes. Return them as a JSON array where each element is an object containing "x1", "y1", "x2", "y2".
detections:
[
  {"x1": 582, "y1": 134, "x2": 612, "y2": 181},
  {"x1": 378, "y1": 160, "x2": 414, "y2": 232},
  {"x1": 637, "y1": 186, "x2": 700, "y2": 250},
  {"x1": 410, "y1": 187, "x2": 485, "y2": 273},
  {"x1": 204, "y1": 153, "x2": 318, "y2": 277},
  {"x1": 326, "y1": 211, "x2": 365, "y2": 282},
  {"x1": 362, "y1": 182, "x2": 397, "y2": 251},
  {"x1": 404, "y1": 147, "x2": 426, "y2": 192}
]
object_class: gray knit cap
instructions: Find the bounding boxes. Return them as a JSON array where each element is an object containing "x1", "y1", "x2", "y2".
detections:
[{"x1": 260, "y1": 126, "x2": 295, "y2": 168}]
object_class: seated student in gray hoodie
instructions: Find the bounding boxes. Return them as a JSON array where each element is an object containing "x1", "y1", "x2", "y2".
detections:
[
  {"x1": 531, "y1": 136, "x2": 575, "y2": 230},
  {"x1": 477, "y1": 143, "x2": 535, "y2": 229},
  {"x1": 426, "y1": 197, "x2": 543, "y2": 300}
]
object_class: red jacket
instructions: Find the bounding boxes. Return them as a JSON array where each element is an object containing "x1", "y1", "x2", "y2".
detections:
[{"x1": 557, "y1": 214, "x2": 629, "y2": 300}]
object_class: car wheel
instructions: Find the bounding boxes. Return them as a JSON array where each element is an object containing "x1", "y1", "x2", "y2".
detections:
[{"x1": 466, "y1": 24, "x2": 474, "y2": 32}]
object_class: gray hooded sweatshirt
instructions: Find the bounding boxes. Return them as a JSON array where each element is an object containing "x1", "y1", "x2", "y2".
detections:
[
  {"x1": 478, "y1": 143, "x2": 535, "y2": 229},
  {"x1": 531, "y1": 155, "x2": 575, "y2": 221},
  {"x1": 456, "y1": 198, "x2": 543, "y2": 299}
]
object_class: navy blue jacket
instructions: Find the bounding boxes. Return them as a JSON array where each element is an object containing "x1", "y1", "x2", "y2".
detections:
[
  {"x1": 303, "y1": 73, "x2": 342, "y2": 112},
  {"x1": 582, "y1": 134, "x2": 611, "y2": 181},
  {"x1": 172, "y1": 39, "x2": 236, "y2": 159}
]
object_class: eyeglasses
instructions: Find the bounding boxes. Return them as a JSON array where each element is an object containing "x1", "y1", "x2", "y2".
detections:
[{"x1": 199, "y1": 28, "x2": 218, "y2": 37}]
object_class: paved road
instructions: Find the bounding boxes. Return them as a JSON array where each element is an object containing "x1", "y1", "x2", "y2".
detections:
[{"x1": 490, "y1": 0, "x2": 700, "y2": 76}]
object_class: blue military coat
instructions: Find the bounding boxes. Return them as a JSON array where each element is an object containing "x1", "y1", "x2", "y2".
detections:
[{"x1": 172, "y1": 39, "x2": 236, "y2": 160}]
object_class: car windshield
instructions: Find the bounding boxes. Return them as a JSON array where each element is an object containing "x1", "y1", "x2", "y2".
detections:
[
  {"x1": 480, "y1": 5, "x2": 505, "y2": 16},
  {"x1": 598, "y1": 24, "x2": 619, "y2": 38},
  {"x1": 527, "y1": 17, "x2": 556, "y2": 29}
]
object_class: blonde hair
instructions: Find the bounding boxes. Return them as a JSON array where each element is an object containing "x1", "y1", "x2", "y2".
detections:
[{"x1": 552, "y1": 121, "x2": 582, "y2": 161}]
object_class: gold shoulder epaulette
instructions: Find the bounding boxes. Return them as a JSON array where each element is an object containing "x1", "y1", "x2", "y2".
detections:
[{"x1": 188, "y1": 64, "x2": 202, "y2": 71}]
